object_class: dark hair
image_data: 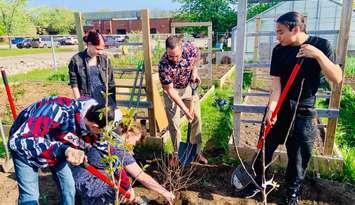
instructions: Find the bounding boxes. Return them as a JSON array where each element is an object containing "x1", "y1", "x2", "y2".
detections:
[
  {"x1": 85, "y1": 105, "x2": 114, "y2": 128},
  {"x1": 165, "y1": 35, "x2": 183, "y2": 49},
  {"x1": 277, "y1": 12, "x2": 306, "y2": 33},
  {"x1": 83, "y1": 30, "x2": 104, "y2": 46}
]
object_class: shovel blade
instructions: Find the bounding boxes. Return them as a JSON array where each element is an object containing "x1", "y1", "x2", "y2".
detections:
[
  {"x1": 178, "y1": 142, "x2": 197, "y2": 166},
  {"x1": 231, "y1": 162, "x2": 256, "y2": 191}
]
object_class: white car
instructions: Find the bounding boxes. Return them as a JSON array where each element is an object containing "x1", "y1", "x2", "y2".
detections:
[
  {"x1": 64, "y1": 37, "x2": 78, "y2": 45},
  {"x1": 31, "y1": 37, "x2": 60, "y2": 48}
]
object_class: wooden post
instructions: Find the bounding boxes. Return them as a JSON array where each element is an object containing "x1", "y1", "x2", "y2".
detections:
[
  {"x1": 74, "y1": 12, "x2": 85, "y2": 52},
  {"x1": 324, "y1": 0, "x2": 353, "y2": 155},
  {"x1": 233, "y1": 0, "x2": 247, "y2": 145},
  {"x1": 252, "y1": 16, "x2": 261, "y2": 88},
  {"x1": 109, "y1": 20, "x2": 113, "y2": 34},
  {"x1": 141, "y1": 9, "x2": 157, "y2": 137},
  {"x1": 171, "y1": 26, "x2": 175, "y2": 34}
]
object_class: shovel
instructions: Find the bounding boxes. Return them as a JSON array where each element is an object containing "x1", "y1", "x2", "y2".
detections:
[
  {"x1": 231, "y1": 58, "x2": 304, "y2": 191},
  {"x1": 178, "y1": 82, "x2": 198, "y2": 166}
]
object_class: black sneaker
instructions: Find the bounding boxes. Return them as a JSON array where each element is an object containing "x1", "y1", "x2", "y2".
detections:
[{"x1": 238, "y1": 183, "x2": 261, "y2": 198}]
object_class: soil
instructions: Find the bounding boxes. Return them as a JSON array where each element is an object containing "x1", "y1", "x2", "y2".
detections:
[
  {"x1": 1, "y1": 162, "x2": 354, "y2": 205},
  {"x1": 0, "y1": 81, "x2": 74, "y2": 123},
  {"x1": 212, "y1": 64, "x2": 233, "y2": 80},
  {"x1": 0, "y1": 66, "x2": 354, "y2": 204}
]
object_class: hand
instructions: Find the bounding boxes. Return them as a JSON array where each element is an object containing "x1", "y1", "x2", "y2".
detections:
[
  {"x1": 296, "y1": 44, "x2": 322, "y2": 59},
  {"x1": 264, "y1": 110, "x2": 277, "y2": 126},
  {"x1": 191, "y1": 69, "x2": 201, "y2": 84},
  {"x1": 162, "y1": 191, "x2": 175, "y2": 205},
  {"x1": 120, "y1": 188, "x2": 136, "y2": 204},
  {"x1": 185, "y1": 109, "x2": 195, "y2": 122},
  {"x1": 65, "y1": 147, "x2": 86, "y2": 166}
]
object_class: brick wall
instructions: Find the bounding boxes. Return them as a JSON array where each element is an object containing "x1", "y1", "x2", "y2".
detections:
[{"x1": 87, "y1": 18, "x2": 172, "y2": 34}]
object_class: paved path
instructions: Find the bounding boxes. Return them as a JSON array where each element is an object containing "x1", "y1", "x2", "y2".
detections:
[{"x1": 0, "y1": 51, "x2": 76, "y2": 75}]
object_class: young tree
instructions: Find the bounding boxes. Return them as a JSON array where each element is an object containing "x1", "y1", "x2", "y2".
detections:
[
  {"x1": 31, "y1": 6, "x2": 75, "y2": 34},
  {"x1": 174, "y1": 0, "x2": 237, "y2": 33},
  {"x1": 0, "y1": 0, "x2": 36, "y2": 47}
]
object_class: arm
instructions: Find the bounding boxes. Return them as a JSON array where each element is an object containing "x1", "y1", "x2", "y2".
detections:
[
  {"x1": 298, "y1": 44, "x2": 342, "y2": 84},
  {"x1": 107, "y1": 58, "x2": 117, "y2": 105},
  {"x1": 68, "y1": 58, "x2": 81, "y2": 98},
  {"x1": 315, "y1": 51, "x2": 342, "y2": 84},
  {"x1": 265, "y1": 76, "x2": 281, "y2": 125},
  {"x1": 162, "y1": 83, "x2": 194, "y2": 120},
  {"x1": 189, "y1": 43, "x2": 201, "y2": 83},
  {"x1": 72, "y1": 87, "x2": 81, "y2": 99},
  {"x1": 125, "y1": 162, "x2": 174, "y2": 204}
]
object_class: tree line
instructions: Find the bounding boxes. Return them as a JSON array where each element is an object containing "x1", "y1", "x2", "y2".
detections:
[{"x1": 0, "y1": 0, "x2": 279, "y2": 37}]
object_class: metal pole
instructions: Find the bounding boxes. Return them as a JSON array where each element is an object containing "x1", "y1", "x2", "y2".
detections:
[{"x1": 51, "y1": 36, "x2": 57, "y2": 70}]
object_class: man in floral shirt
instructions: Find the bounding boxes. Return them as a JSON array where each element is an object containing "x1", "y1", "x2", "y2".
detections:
[{"x1": 159, "y1": 35, "x2": 207, "y2": 164}]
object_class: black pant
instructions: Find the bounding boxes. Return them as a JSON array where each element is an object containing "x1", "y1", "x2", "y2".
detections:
[{"x1": 255, "y1": 107, "x2": 318, "y2": 193}]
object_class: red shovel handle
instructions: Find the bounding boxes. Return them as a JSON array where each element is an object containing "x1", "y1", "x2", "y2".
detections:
[
  {"x1": 257, "y1": 58, "x2": 304, "y2": 150},
  {"x1": 1, "y1": 68, "x2": 17, "y2": 120},
  {"x1": 82, "y1": 162, "x2": 131, "y2": 199}
]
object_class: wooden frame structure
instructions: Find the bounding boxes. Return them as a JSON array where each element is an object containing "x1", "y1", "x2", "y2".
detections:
[
  {"x1": 232, "y1": 0, "x2": 353, "y2": 168},
  {"x1": 74, "y1": 9, "x2": 168, "y2": 137},
  {"x1": 171, "y1": 22, "x2": 213, "y2": 84}
]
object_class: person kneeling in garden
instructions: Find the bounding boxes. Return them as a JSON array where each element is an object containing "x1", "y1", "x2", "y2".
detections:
[{"x1": 71, "y1": 116, "x2": 175, "y2": 205}]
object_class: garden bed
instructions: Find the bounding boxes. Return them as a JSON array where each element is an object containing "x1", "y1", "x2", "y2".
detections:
[
  {"x1": 0, "y1": 65, "x2": 353, "y2": 204},
  {"x1": 1, "y1": 162, "x2": 354, "y2": 205}
]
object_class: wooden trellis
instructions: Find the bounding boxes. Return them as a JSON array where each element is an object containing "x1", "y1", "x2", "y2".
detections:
[
  {"x1": 171, "y1": 22, "x2": 213, "y2": 84},
  {"x1": 74, "y1": 9, "x2": 168, "y2": 137}
]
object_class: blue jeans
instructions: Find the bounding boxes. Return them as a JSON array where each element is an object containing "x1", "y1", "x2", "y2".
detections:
[{"x1": 12, "y1": 152, "x2": 75, "y2": 205}]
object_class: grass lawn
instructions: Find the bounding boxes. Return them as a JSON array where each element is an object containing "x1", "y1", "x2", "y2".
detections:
[
  {"x1": 0, "y1": 47, "x2": 76, "y2": 57},
  {"x1": 6, "y1": 66, "x2": 68, "y2": 82},
  {"x1": 345, "y1": 55, "x2": 355, "y2": 77}
]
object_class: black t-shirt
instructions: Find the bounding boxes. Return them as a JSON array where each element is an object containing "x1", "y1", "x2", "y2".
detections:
[{"x1": 270, "y1": 36, "x2": 334, "y2": 106}]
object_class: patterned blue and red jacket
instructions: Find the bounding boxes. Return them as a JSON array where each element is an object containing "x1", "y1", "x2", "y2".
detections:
[{"x1": 8, "y1": 96, "x2": 98, "y2": 168}]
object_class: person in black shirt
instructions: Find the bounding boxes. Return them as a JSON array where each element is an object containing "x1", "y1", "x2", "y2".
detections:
[{"x1": 240, "y1": 12, "x2": 342, "y2": 205}]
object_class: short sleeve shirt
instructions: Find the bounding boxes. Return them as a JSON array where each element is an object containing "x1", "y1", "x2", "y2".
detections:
[
  {"x1": 270, "y1": 36, "x2": 334, "y2": 102},
  {"x1": 158, "y1": 41, "x2": 199, "y2": 89}
]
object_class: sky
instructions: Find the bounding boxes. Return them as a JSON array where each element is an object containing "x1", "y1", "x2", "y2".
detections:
[{"x1": 27, "y1": 0, "x2": 181, "y2": 12}]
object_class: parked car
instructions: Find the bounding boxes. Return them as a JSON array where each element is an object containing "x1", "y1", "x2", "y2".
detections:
[
  {"x1": 104, "y1": 36, "x2": 119, "y2": 48},
  {"x1": 16, "y1": 38, "x2": 32, "y2": 49},
  {"x1": 63, "y1": 37, "x2": 78, "y2": 45},
  {"x1": 57, "y1": 37, "x2": 67, "y2": 45},
  {"x1": 11, "y1": 37, "x2": 25, "y2": 45},
  {"x1": 31, "y1": 37, "x2": 60, "y2": 48}
]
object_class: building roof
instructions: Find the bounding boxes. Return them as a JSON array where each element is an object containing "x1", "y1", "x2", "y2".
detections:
[
  {"x1": 82, "y1": 10, "x2": 174, "y2": 21},
  {"x1": 231, "y1": 0, "x2": 349, "y2": 31}
]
